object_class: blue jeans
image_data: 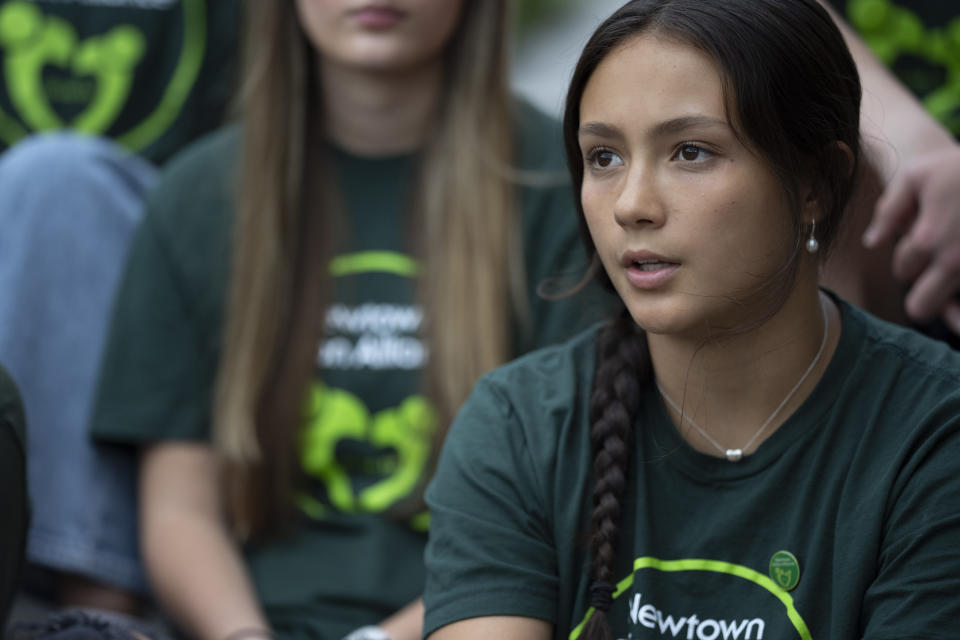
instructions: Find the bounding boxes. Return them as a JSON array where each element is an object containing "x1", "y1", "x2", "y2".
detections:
[{"x1": 0, "y1": 133, "x2": 155, "y2": 594}]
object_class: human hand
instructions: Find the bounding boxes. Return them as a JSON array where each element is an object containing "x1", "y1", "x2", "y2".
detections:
[{"x1": 862, "y1": 145, "x2": 960, "y2": 334}]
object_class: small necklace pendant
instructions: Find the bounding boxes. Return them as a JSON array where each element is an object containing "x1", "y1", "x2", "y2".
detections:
[{"x1": 725, "y1": 449, "x2": 743, "y2": 462}]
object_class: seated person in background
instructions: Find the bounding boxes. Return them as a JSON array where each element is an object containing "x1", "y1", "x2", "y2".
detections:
[
  {"x1": 423, "y1": 1, "x2": 960, "y2": 638},
  {"x1": 89, "y1": 1, "x2": 605, "y2": 639},
  {"x1": 0, "y1": 363, "x2": 28, "y2": 627},
  {"x1": 818, "y1": 0, "x2": 960, "y2": 345},
  {"x1": 0, "y1": 0, "x2": 240, "y2": 619}
]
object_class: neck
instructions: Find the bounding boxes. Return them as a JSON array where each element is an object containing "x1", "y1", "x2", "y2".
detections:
[
  {"x1": 319, "y1": 57, "x2": 445, "y2": 156},
  {"x1": 649, "y1": 277, "x2": 841, "y2": 457}
]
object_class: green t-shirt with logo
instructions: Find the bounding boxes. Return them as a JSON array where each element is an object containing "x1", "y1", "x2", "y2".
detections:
[
  {"x1": 827, "y1": 0, "x2": 960, "y2": 135},
  {"x1": 423, "y1": 295, "x2": 960, "y2": 640},
  {"x1": 0, "y1": 363, "x2": 28, "y2": 626},
  {"x1": 90, "y1": 100, "x2": 608, "y2": 640},
  {"x1": 0, "y1": 0, "x2": 240, "y2": 164}
]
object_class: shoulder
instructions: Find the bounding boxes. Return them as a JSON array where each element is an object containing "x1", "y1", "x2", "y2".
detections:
[
  {"x1": 506, "y1": 97, "x2": 574, "y2": 233},
  {"x1": 149, "y1": 125, "x2": 240, "y2": 214},
  {"x1": 837, "y1": 299, "x2": 960, "y2": 431},
  {"x1": 452, "y1": 324, "x2": 600, "y2": 460},
  {"x1": 843, "y1": 299, "x2": 960, "y2": 391},
  {"x1": 507, "y1": 97, "x2": 577, "y2": 250},
  {"x1": 147, "y1": 125, "x2": 239, "y2": 228},
  {"x1": 138, "y1": 126, "x2": 239, "y2": 275},
  {"x1": 834, "y1": 305, "x2": 960, "y2": 620},
  {"x1": 105, "y1": 127, "x2": 236, "y2": 355},
  {"x1": 512, "y1": 97, "x2": 566, "y2": 172},
  {"x1": 483, "y1": 323, "x2": 599, "y2": 396},
  {"x1": 425, "y1": 327, "x2": 602, "y2": 635},
  {"x1": 431, "y1": 323, "x2": 602, "y2": 530},
  {"x1": 835, "y1": 299, "x2": 960, "y2": 486},
  {"x1": 157, "y1": 125, "x2": 241, "y2": 176}
]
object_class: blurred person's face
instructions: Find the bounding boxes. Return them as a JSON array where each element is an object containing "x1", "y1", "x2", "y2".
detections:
[{"x1": 295, "y1": 0, "x2": 465, "y2": 73}]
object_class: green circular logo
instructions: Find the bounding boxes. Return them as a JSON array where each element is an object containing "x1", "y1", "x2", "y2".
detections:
[
  {"x1": 0, "y1": 0, "x2": 206, "y2": 151},
  {"x1": 769, "y1": 550, "x2": 801, "y2": 591}
]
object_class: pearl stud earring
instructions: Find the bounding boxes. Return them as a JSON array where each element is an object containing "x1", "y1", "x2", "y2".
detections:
[{"x1": 806, "y1": 221, "x2": 819, "y2": 254}]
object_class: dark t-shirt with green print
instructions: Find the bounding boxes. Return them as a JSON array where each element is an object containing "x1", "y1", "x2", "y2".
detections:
[
  {"x1": 0, "y1": 0, "x2": 240, "y2": 164},
  {"x1": 90, "y1": 101, "x2": 609, "y2": 640},
  {"x1": 0, "y1": 363, "x2": 28, "y2": 626},
  {"x1": 423, "y1": 295, "x2": 960, "y2": 640},
  {"x1": 827, "y1": 0, "x2": 960, "y2": 135}
]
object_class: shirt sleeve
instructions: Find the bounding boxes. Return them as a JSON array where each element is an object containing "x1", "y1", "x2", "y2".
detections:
[
  {"x1": 423, "y1": 378, "x2": 559, "y2": 636},
  {"x1": 90, "y1": 208, "x2": 217, "y2": 445},
  {"x1": 861, "y1": 398, "x2": 960, "y2": 639}
]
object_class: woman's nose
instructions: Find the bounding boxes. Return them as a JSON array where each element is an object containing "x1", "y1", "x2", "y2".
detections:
[{"x1": 612, "y1": 166, "x2": 664, "y2": 229}]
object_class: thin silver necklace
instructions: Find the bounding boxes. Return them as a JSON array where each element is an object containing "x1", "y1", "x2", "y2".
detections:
[{"x1": 656, "y1": 296, "x2": 829, "y2": 462}]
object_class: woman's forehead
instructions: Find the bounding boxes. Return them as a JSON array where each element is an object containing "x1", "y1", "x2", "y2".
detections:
[{"x1": 579, "y1": 34, "x2": 728, "y2": 136}]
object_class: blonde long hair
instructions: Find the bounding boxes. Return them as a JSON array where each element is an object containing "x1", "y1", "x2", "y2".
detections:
[{"x1": 213, "y1": 0, "x2": 520, "y2": 537}]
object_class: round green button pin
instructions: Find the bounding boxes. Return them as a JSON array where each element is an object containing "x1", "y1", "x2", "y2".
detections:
[{"x1": 769, "y1": 550, "x2": 800, "y2": 591}]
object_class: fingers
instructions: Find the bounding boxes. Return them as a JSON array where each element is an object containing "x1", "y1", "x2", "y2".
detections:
[
  {"x1": 903, "y1": 244, "x2": 960, "y2": 323},
  {"x1": 863, "y1": 170, "x2": 919, "y2": 249},
  {"x1": 887, "y1": 165, "x2": 952, "y2": 283},
  {"x1": 861, "y1": 147, "x2": 960, "y2": 327},
  {"x1": 891, "y1": 216, "x2": 936, "y2": 283}
]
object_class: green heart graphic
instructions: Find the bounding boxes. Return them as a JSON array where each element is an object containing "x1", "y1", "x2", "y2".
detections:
[
  {"x1": 0, "y1": 1, "x2": 144, "y2": 134},
  {"x1": 299, "y1": 382, "x2": 436, "y2": 518},
  {"x1": 0, "y1": 0, "x2": 206, "y2": 150},
  {"x1": 71, "y1": 24, "x2": 146, "y2": 133}
]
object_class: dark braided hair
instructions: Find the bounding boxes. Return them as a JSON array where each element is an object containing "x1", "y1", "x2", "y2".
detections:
[
  {"x1": 583, "y1": 309, "x2": 649, "y2": 639},
  {"x1": 563, "y1": 1, "x2": 862, "y2": 637}
]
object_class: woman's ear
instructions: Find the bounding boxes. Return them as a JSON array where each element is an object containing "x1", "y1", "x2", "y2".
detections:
[
  {"x1": 836, "y1": 140, "x2": 855, "y2": 178},
  {"x1": 802, "y1": 140, "x2": 855, "y2": 223},
  {"x1": 802, "y1": 179, "x2": 825, "y2": 225}
]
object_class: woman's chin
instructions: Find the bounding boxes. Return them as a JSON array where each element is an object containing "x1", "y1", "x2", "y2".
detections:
[{"x1": 624, "y1": 307, "x2": 686, "y2": 337}]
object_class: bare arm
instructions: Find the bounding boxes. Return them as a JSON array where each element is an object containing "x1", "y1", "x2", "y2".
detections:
[
  {"x1": 817, "y1": 3, "x2": 955, "y2": 166},
  {"x1": 818, "y1": 1, "x2": 960, "y2": 331},
  {"x1": 377, "y1": 598, "x2": 424, "y2": 640},
  {"x1": 141, "y1": 443, "x2": 270, "y2": 640},
  {"x1": 427, "y1": 616, "x2": 551, "y2": 640}
]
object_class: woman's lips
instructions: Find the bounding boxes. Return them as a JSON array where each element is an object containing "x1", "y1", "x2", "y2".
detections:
[
  {"x1": 622, "y1": 256, "x2": 680, "y2": 290},
  {"x1": 351, "y1": 6, "x2": 406, "y2": 29}
]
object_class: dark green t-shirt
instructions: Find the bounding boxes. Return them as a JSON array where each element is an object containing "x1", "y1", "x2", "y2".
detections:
[
  {"x1": 91, "y1": 101, "x2": 608, "y2": 639},
  {"x1": 0, "y1": 0, "x2": 241, "y2": 164},
  {"x1": 0, "y1": 363, "x2": 28, "y2": 626},
  {"x1": 827, "y1": 0, "x2": 960, "y2": 135},
  {"x1": 424, "y1": 296, "x2": 960, "y2": 640}
]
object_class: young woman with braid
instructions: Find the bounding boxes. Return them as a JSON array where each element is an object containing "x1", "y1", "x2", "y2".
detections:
[
  {"x1": 87, "y1": 1, "x2": 602, "y2": 639},
  {"x1": 422, "y1": 1, "x2": 960, "y2": 639}
]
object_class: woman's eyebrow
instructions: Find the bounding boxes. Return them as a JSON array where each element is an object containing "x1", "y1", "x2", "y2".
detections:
[
  {"x1": 578, "y1": 121, "x2": 622, "y2": 139},
  {"x1": 648, "y1": 114, "x2": 728, "y2": 138}
]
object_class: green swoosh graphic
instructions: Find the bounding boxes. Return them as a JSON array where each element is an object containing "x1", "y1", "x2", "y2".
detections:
[
  {"x1": 329, "y1": 251, "x2": 420, "y2": 277},
  {"x1": 569, "y1": 556, "x2": 812, "y2": 640}
]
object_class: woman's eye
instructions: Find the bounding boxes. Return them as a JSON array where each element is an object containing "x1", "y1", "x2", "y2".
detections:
[
  {"x1": 676, "y1": 144, "x2": 711, "y2": 162},
  {"x1": 588, "y1": 149, "x2": 623, "y2": 169}
]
